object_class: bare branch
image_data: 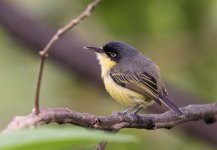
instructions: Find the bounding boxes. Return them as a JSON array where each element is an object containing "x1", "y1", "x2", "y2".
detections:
[
  {"x1": 34, "y1": 0, "x2": 101, "y2": 114},
  {"x1": 40, "y1": 0, "x2": 100, "y2": 56},
  {"x1": 4, "y1": 103, "x2": 217, "y2": 133}
]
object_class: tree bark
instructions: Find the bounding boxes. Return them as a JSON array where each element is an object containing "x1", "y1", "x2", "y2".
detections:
[{"x1": 4, "y1": 103, "x2": 217, "y2": 132}]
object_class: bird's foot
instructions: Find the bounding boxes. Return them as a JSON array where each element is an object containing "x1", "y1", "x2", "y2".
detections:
[
  {"x1": 112, "y1": 105, "x2": 143, "y2": 123},
  {"x1": 128, "y1": 113, "x2": 143, "y2": 124}
]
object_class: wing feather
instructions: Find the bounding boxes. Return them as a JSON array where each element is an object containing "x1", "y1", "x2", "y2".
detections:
[{"x1": 110, "y1": 72, "x2": 162, "y2": 105}]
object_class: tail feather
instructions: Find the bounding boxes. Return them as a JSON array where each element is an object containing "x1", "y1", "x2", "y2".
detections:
[{"x1": 159, "y1": 94, "x2": 185, "y2": 118}]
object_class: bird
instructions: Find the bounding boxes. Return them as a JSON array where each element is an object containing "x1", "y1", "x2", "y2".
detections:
[{"x1": 84, "y1": 41, "x2": 185, "y2": 118}]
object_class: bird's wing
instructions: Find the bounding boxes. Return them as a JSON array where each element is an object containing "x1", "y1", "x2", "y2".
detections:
[
  {"x1": 110, "y1": 71, "x2": 185, "y2": 117},
  {"x1": 110, "y1": 71, "x2": 162, "y2": 105}
]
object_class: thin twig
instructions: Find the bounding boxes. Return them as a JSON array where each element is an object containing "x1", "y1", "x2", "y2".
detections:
[
  {"x1": 34, "y1": 0, "x2": 101, "y2": 114},
  {"x1": 4, "y1": 103, "x2": 217, "y2": 133},
  {"x1": 34, "y1": 56, "x2": 46, "y2": 114}
]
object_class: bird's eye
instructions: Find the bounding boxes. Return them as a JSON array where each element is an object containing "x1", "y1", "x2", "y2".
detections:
[{"x1": 110, "y1": 52, "x2": 116, "y2": 57}]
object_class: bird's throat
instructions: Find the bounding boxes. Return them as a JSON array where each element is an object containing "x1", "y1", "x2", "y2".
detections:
[{"x1": 96, "y1": 53, "x2": 116, "y2": 77}]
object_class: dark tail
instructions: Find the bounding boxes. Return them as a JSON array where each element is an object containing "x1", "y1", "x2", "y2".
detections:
[{"x1": 159, "y1": 94, "x2": 185, "y2": 118}]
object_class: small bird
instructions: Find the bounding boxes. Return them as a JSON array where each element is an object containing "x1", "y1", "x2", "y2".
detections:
[{"x1": 84, "y1": 41, "x2": 184, "y2": 118}]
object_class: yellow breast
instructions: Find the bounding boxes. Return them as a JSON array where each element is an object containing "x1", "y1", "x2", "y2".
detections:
[
  {"x1": 96, "y1": 53, "x2": 146, "y2": 106},
  {"x1": 103, "y1": 74, "x2": 145, "y2": 106}
]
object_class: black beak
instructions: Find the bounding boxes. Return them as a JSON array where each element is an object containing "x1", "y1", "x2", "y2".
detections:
[{"x1": 84, "y1": 46, "x2": 103, "y2": 53}]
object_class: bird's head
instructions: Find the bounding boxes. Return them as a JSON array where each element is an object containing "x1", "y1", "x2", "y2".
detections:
[{"x1": 84, "y1": 41, "x2": 138, "y2": 63}]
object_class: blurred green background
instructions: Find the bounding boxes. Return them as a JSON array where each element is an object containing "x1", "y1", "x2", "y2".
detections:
[{"x1": 0, "y1": 0, "x2": 217, "y2": 150}]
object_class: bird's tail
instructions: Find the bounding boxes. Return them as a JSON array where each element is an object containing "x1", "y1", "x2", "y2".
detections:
[{"x1": 159, "y1": 93, "x2": 185, "y2": 118}]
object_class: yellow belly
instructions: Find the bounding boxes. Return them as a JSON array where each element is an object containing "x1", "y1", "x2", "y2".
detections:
[{"x1": 103, "y1": 75, "x2": 145, "y2": 106}]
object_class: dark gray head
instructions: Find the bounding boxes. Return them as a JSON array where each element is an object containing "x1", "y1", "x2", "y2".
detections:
[{"x1": 84, "y1": 41, "x2": 139, "y2": 62}]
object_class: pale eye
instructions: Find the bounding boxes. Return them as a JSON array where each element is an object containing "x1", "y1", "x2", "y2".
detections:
[{"x1": 110, "y1": 53, "x2": 116, "y2": 57}]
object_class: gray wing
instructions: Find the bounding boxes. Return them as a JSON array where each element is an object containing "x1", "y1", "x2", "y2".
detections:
[
  {"x1": 110, "y1": 71, "x2": 184, "y2": 117},
  {"x1": 110, "y1": 71, "x2": 162, "y2": 105},
  {"x1": 110, "y1": 53, "x2": 184, "y2": 117},
  {"x1": 112, "y1": 52, "x2": 168, "y2": 96}
]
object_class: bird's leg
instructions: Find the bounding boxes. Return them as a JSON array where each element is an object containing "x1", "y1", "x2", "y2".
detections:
[
  {"x1": 122, "y1": 104, "x2": 140, "y2": 114},
  {"x1": 131, "y1": 106, "x2": 143, "y2": 114}
]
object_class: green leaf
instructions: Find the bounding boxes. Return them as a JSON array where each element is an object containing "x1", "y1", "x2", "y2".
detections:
[{"x1": 0, "y1": 127, "x2": 137, "y2": 150}]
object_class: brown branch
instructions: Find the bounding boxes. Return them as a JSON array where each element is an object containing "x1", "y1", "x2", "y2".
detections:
[
  {"x1": 4, "y1": 103, "x2": 217, "y2": 133},
  {"x1": 34, "y1": 0, "x2": 101, "y2": 114}
]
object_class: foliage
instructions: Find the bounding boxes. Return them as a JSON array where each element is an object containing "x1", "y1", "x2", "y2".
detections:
[{"x1": 0, "y1": 127, "x2": 137, "y2": 150}]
